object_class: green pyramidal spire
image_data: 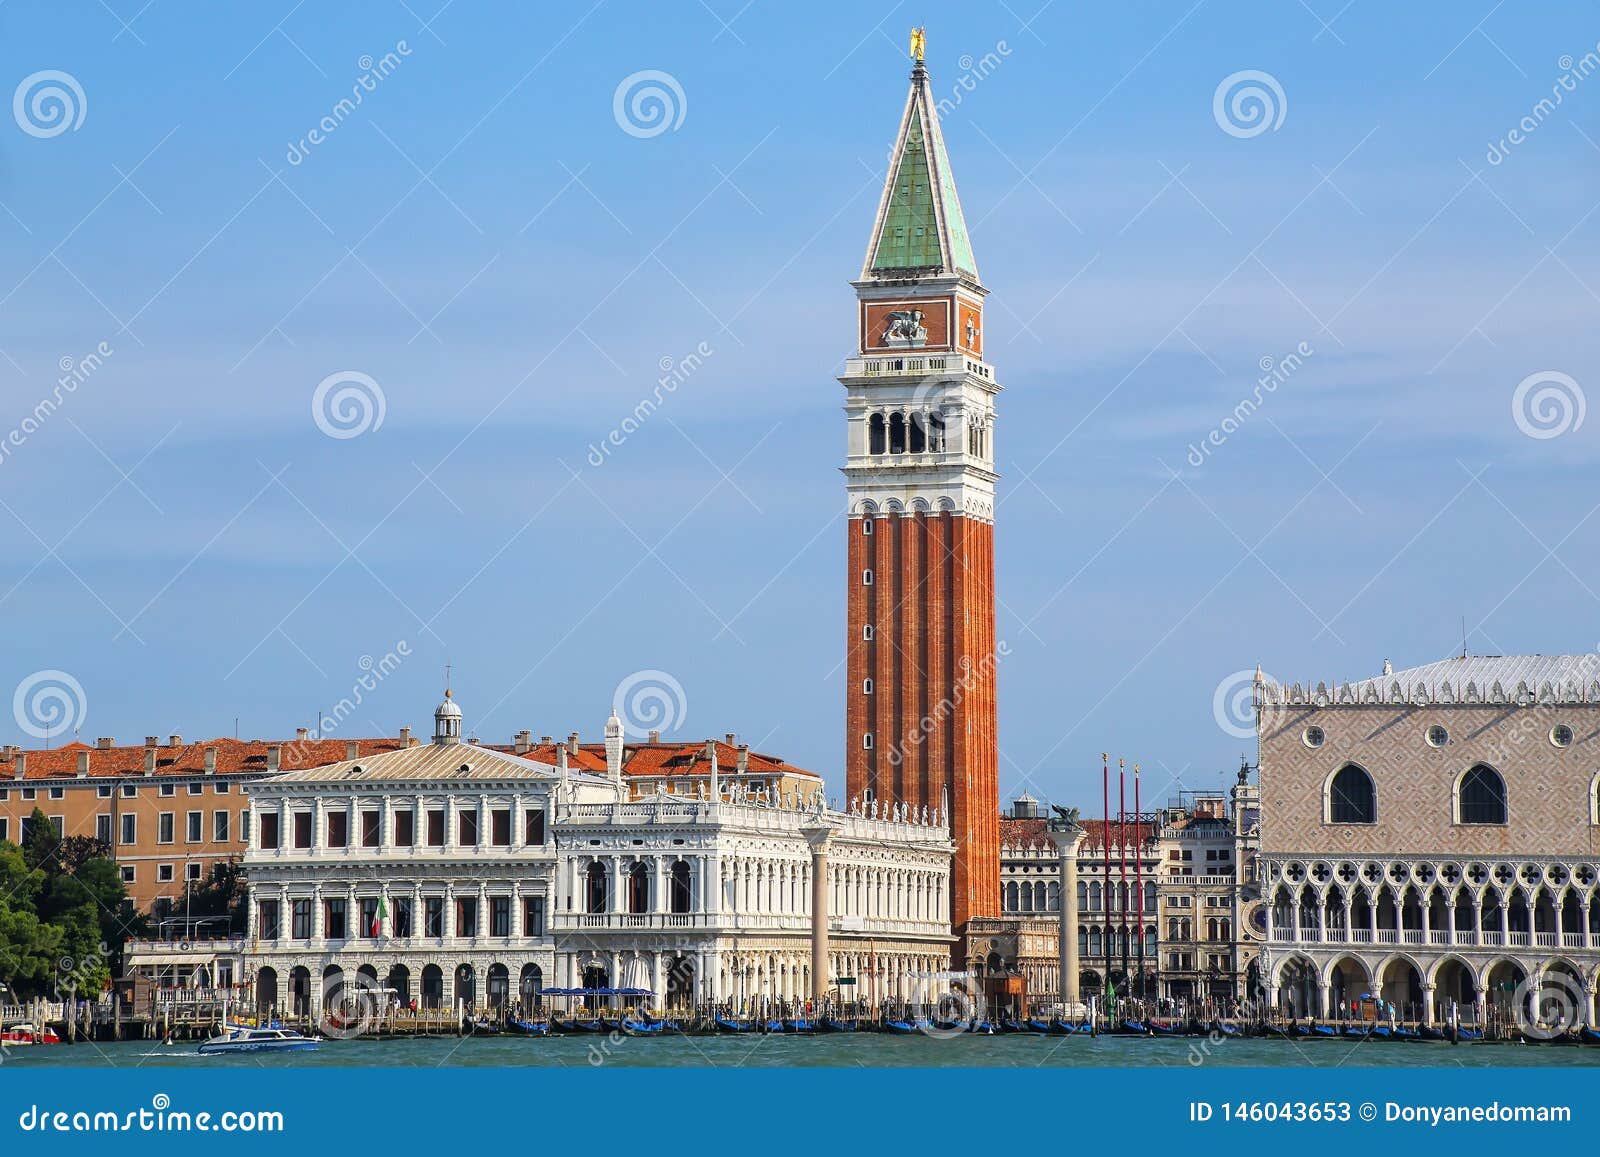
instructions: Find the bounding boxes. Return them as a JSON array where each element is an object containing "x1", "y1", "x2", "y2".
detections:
[{"x1": 864, "y1": 58, "x2": 979, "y2": 281}]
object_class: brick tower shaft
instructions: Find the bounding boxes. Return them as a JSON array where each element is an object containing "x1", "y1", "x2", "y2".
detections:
[{"x1": 841, "y1": 38, "x2": 1000, "y2": 933}]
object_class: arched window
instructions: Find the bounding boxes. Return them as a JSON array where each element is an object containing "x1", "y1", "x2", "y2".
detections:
[
  {"x1": 888, "y1": 412, "x2": 906, "y2": 454},
  {"x1": 1457, "y1": 764, "x2": 1507, "y2": 825},
  {"x1": 909, "y1": 413, "x2": 926, "y2": 453},
  {"x1": 628, "y1": 861, "x2": 649, "y2": 914},
  {"x1": 868, "y1": 413, "x2": 886, "y2": 454},
  {"x1": 1004, "y1": 881, "x2": 1019, "y2": 911},
  {"x1": 927, "y1": 413, "x2": 946, "y2": 451},
  {"x1": 1327, "y1": 763, "x2": 1376, "y2": 824},
  {"x1": 669, "y1": 860, "x2": 692, "y2": 914},
  {"x1": 585, "y1": 861, "x2": 608, "y2": 914}
]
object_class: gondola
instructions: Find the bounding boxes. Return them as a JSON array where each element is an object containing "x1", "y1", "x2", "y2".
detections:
[
  {"x1": 622, "y1": 1017, "x2": 665, "y2": 1035},
  {"x1": 1308, "y1": 1023, "x2": 1339, "y2": 1038},
  {"x1": 1418, "y1": 1026, "x2": 1446, "y2": 1042},
  {"x1": 505, "y1": 1018, "x2": 550, "y2": 1036},
  {"x1": 821, "y1": 1018, "x2": 859, "y2": 1032},
  {"x1": 1213, "y1": 1022, "x2": 1242, "y2": 1038},
  {"x1": 1110, "y1": 1020, "x2": 1148, "y2": 1036},
  {"x1": 883, "y1": 1019, "x2": 921, "y2": 1034},
  {"x1": 1580, "y1": 1027, "x2": 1600, "y2": 1046},
  {"x1": 1456, "y1": 1026, "x2": 1484, "y2": 1042},
  {"x1": 714, "y1": 1016, "x2": 753, "y2": 1033},
  {"x1": 997, "y1": 1017, "x2": 1025, "y2": 1034},
  {"x1": 968, "y1": 1020, "x2": 996, "y2": 1035},
  {"x1": 785, "y1": 1019, "x2": 816, "y2": 1033},
  {"x1": 1024, "y1": 1017, "x2": 1055, "y2": 1034},
  {"x1": 1341, "y1": 1024, "x2": 1370, "y2": 1038},
  {"x1": 1149, "y1": 1021, "x2": 1183, "y2": 1036}
]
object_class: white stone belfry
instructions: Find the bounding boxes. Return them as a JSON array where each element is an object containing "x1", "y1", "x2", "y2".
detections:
[{"x1": 433, "y1": 689, "x2": 463, "y2": 745}]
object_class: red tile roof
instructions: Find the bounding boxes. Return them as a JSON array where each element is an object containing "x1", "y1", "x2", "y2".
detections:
[
  {"x1": 487, "y1": 739, "x2": 818, "y2": 780},
  {"x1": 998, "y1": 815, "x2": 1157, "y2": 851},
  {"x1": 2, "y1": 733, "x2": 820, "y2": 785},
  {"x1": 0, "y1": 737, "x2": 407, "y2": 780}
]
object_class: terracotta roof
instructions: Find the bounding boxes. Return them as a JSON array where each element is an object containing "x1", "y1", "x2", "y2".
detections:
[
  {"x1": 1000, "y1": 817, "x2": 1050, "y2": 848},
  {"x1": 999, "y1": 816, "x2": 1158, "y2": 851},
  {"x1": 2, "y1": 731, "x2": 820, "y2": 786},
  {"x1": 0, "y1": 737, "x2": 406, "y2": 781},
  {"x1": 486, "y1": 740, "x2": 820, "y2": 781}
]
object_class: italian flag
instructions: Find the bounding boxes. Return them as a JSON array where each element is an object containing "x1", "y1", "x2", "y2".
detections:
[{"x1": 371, "y1": 896, "x2": 387, "y2": 937}]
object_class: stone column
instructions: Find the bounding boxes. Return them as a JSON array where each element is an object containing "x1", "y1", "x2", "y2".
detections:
[
  {"x1": 1422, "y1": 983, "x2": 1435, "y2": 1025},
  {"x1": 803, "y1": 824, "x2": 837, "y2": 1004},
  {"x1": 1048, "y1": 825, "x2": 1087, "y2": 1011}
]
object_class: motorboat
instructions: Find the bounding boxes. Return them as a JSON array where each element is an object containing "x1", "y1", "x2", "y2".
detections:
[
  {"x1": 197, "y1": 1025, "x2": 321, "y2": 1055},
  {"x1": 1, "y1": 1024, "x2": 61, "y2": 1045}
]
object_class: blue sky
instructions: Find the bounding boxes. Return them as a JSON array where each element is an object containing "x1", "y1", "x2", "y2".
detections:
[{"x1": 2, "y1": 1, "x2": 1598, "y2": 813}]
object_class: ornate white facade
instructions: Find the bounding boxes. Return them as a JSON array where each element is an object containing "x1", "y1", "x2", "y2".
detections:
[
  {"x1": 240, "y1": 697, "x2": 954, "y2": 1016},
  {"x1": 553, "y1": 795, "x2": 952, "y2": 1006}
]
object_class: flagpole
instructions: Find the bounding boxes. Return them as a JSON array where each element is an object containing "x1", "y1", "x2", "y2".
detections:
[
  {"x1": 1134, "y1": 763, "x2": 1144, "y2": 1002},
  {"x1": 1101, "y1": 753, "x2": 1110, "y2": 1013},
  {"x1": 1118, "y1": 759, "x2": 1128, "y2": 1007}
]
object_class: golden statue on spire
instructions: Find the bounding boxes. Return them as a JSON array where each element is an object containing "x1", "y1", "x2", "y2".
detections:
[{"x1": 910, "y1": 26, "x2": 926, "y2": 64}]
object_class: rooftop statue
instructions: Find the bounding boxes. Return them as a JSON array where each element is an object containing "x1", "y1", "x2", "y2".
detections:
[{"x1": 1048, "y1": 804, "x2": 1081, "y2": 831}]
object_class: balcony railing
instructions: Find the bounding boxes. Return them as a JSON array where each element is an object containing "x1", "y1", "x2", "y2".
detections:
[{"x1": 1269, "y1": 927, "x2": 1597, "y2": 950}]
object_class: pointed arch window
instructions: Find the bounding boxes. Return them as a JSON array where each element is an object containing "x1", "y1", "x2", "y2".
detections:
[
  {"x1": 1327, "y1": 763, "x2": 1376, "y2": 824},
  {"x1": 1457, "y1": 764, "x2": 1507, "y2": 825}
]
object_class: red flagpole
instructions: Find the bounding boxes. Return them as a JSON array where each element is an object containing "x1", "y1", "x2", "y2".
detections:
[
  {"x1": 1101, "y1": 753, "x2": 1110, "y2": 1000},
  {"x1": 1118, "y1": 760, "x2": 1128, "y2": 996},
  {"x1": 1134, "y1": 763, "x2": 1143, "y2": 1000}
]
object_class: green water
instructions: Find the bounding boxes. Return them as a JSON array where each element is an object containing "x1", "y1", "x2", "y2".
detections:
[{"x1": 11, "y1": 1035, "x2": 1600, "y2": 1067}]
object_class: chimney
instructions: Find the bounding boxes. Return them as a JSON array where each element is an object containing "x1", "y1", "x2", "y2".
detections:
[
  {"x1": 266, "y1": 745, "x2": 281, "y2": 773},
  {"x1": 144, "y1": 742, "x2": 157, "y2": 775},
  {"x1": 77, "y1": 751, "x2": 90, "y2": 777},
  {"x1": 514, "y1": 730, "x2": 532, "y2": 755},
  {"x1": 12, "y1": 752, "x2": 25, "y2": 780},
  {"x1": 647, "y1": 730, "x2": 660, "y2": 744},
  {"x1": 345, "y1": 741, "x2": 359, "y2": 761},
  {"x1": 96, "y1": 736, "x2": 114, "y2": 750},
  {"x1": 737, "y1": 743, "x2": 749, "y2": 774},
  {"x1": 296, "y1": 727, "x2": 309, "y2": 741},
  {"x1": 169, "y1": 734, "x2": 182, "y2": 748},
  {"x1": 204, "y1": 747, "x2": 217, "y2": 775},
  {"x1": 567, "y1": 732, "x2": 580, "y2": 758},
  {"x1": 540, "y1": 735, "x2": 552, "y2": 745},
  {"x1": 399, "y1": 726, "x2": 412, "y2": 746},
  {"x1": 725, "y1": 732, "x2": 735, "y2": 746}
]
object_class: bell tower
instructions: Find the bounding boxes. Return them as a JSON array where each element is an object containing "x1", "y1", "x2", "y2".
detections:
[{"x1": 842, "y1": 30, "x2": 1000, "y2": 932}]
